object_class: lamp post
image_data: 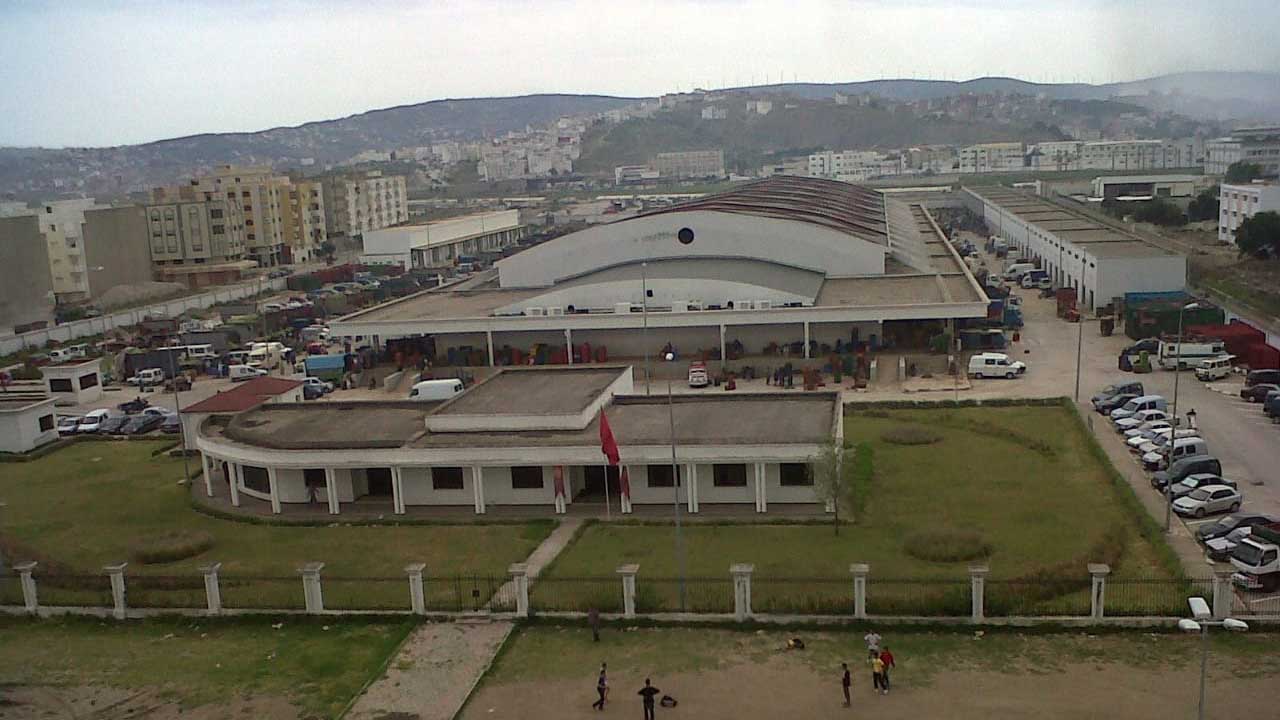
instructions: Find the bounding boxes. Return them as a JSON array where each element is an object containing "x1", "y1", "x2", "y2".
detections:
[
  {"x1": 1164, "y1": 301, "x2": 1200, "y2": 532},
  {"x1": 1178, "y1": 597, "x2": 1248, "y2": 720},
  {"x1": 1073, "y1": 252, "x2": 1086, "y2": 402},
  {"x1": 664, "y1": 351, "x2": 687, "y2": 612},
  {"x1": 642, "y1": 262, "x2": 651, "y2": 396},
  {"x1": 169, "y1": 353, "x2": 192, "y2": 488}
]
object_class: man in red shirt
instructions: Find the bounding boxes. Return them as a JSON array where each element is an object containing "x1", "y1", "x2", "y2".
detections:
[{"x1": 879, "y1": 647, "x2": 896, "y2": 693}]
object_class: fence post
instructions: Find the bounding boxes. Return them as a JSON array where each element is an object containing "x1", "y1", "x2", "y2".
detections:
[
  {"x1": 509, "y1": 563, "x2": 530, "y2": 617},
  {"x1": 968, "y1": 565, "x2": 988, "y2": 622},
  {"x1": 1088, "y1": 563, "x2": 1110, "y2": 621},
  {"x1": 617, "y1": 564, "x2": 638, "y2": 619},
  {"x1": 201, "y1": 563, "x2": 222, "y2": 615},
  {"x1": 1212, "y1": 569, "x2": 1235, "y2": 620},
  {"x1": 299, "y1": 562, "x2": 325, "y2": 614},
  {"x1": 406, "y1": 563, "x2": 426, "y2": 615},
  {"x1": 14, "y1": 561, "x2": 38, "y2": 614},
  {"x1": 850, "y1": 563, "x2": 869, "y2": 620},
  {"x1": 104, "y1": 563, "x2": 128, "y2": 620},
  {"x1": 730, "y1": 563, "x2": 754, "y2": 621}
]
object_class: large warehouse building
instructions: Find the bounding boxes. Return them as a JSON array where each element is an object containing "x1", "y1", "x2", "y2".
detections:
[
  {"x1": 964, "y1": 186, "x2": 1186, "y2": 312},
  {"x1": 330, "y1": 177, "x2": 989, "y2": 368}
]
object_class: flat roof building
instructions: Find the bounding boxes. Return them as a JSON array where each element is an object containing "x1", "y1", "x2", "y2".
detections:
[
  {"x1": 0, "y1": 391, "x2": 58, "y2": 454},
  {"x1": 1090, "y1": 174, "x2": 1201, "y2": 201},
  {"x1": 360, "y1": 210, "x2": 526, "y2": 270},
  {"x1": 1219, "y1": 181, "x2": 1280, "y2": 245}
]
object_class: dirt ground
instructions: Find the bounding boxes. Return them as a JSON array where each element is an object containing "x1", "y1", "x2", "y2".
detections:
[
  {"x1": 0, "y1": 685, "x2": 296, "y2": 720},
  {"x1": 462, "y1": 650, "x2": 1277, "y2": 720}
]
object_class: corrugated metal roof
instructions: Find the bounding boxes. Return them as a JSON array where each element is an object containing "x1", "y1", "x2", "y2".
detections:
[
  {"x1": 183, "y1": 376, "x2": 302, "y2": 414},
  {"x1": 636, "y1": 176, "x2": 888, "y2": 243}
]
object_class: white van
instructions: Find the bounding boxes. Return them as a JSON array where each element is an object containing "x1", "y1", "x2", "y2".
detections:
[
  {"x1": 967, "y1": 352, "x2": 1027, "y2": 379},
  {"x1": 185, "y1": 344, "x2": 216, "y2": 360},
  {"x1": 229, "y1": 364, "x2": 268, "y2": 382},
  {"x1": 1194, "y1": 355, "x2": 1235, "y2": 381},
  {"x1": 1002, "y1": 263, "x2": 1037, "y2": 282},
  {"x1": 1142, "y1": 436, "x2": 1209, "y2": 470},
  {"x1": 408, "y1": 379, "x2": 464, "y2": 401}
]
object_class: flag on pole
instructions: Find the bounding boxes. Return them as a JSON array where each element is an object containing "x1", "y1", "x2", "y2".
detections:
[
  {"x1": 620, "y1": 467, "x2": 631, "y2": 501},
  {"x1": 599, "y1": 411, "x2": 620, "y2": 465},
  {"x1": 553, "y1": 465, "x2": 566, "y2": 499}
]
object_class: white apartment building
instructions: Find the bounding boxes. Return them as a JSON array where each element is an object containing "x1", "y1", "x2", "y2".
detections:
[
  {"x1": 1031, "y1": 141, "x2": 1083, "y2": 171},
  {"x1": 701, "y1": 106, "x2": 727, "y2": 120},
  {"x1": 653, "y1": 150, "x2": 725, "y2": 179},
  {"x1": 615, "y1": 165, "x2": 660, "y2": 185},
  {"x1": 321, "y1": 171, "x2": 408, "y2": 242},
  {"x1": 1229, "y1": 127, "x2": 1280, "y2": 177},
  {"x1": 1077, "y1": 139, "x2": 1201, "y2": 171},
  {"x1": 34, "y1": 199, "x2": 109, "y2": 303},
  {"x1": 1219, "y1": 181, "x2": 1280, "y2": 245},
  {"x1": 527, "y1": 148, "x2": 573, "y2": 177},
  {"x1": 1205, "y1": 138, "x2": 1242, "y2": 175},
  {"x1": 361, "y1": 210, "x2": 526, "y2": 269},
  {"x1": 958, "y1": 143, "x2": 1026, "y2": 173},
  {"x1": 478, "y1": 150, "x2": 528, "y2": 182},
  {"x1": 807, "y1": 150, "x2": 882, "y2": 179}
]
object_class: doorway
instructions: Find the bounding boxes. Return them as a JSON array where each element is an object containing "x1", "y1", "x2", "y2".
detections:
[
  {"x1": 366, "y1": 467, "x2": 393, "y2": 497},
  {"x1": 582, "y1": 466, "x2": 621, "y2": 500}
]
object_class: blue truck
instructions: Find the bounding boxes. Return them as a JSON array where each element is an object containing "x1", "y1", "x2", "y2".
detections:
[{"x1": 304, "y1": 354, "x2": 347, "y2": 382}]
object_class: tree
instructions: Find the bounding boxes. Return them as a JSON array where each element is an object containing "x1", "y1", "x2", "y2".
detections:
[
  {"x1": 1132, "y1": 198, "x2": 1186, "y2": 227},
  {"x1": 1234, "y1": 211, "x2": 1280, "y2": 259},
  {"x1": 318, "y1": 240, "x2": 337, "y2": 264},
  {"x1": 812, "y1": 435, "x2": 854, "y2": 535},
  {"x1": 1226, "y1": 162, "x2": 1264, "y2": 183},
  {"x1": 1186, "y1": 186, "x2": 1220, "y2": 222}
]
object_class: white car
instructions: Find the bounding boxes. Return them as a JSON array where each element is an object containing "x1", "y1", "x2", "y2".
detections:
[
  {"x1": 1136, "y1": 429, "x2": 1199, "y2": 456},
  {"x1": 142, "y1": 406, "x2": 176, "y2": 418},
  {"x1": 1172, "y1": 485, "x2": 1242, "y2": 518},
  {"x1": 1205, "y1": 527, "x2": 1254, "y2": 560},
  {"x1": 1123, "y1": 419, "x2": 1171, "y2": 440},
  {"x1": 56, "y1": 415, "x2": 83, "y2": 435},
  {"x1": 1114, "y1": 409, "x2": 1166, "y2": 432},
  {"x1": 262, "y1": 302, "x2": 285, "y2": 313},
  {"x1": 76, "y1": 408, "x2": 114, "y2": 434},
  {"x1": 302, "y1": 376, "x2": 334, "y2": 393}
]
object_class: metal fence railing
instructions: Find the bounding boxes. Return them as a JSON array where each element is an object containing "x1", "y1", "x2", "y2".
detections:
[
  {"x1": 868, "y1": 578, "x2": 972, "y2": 617},
  {"x1": 639, "y1": 577, "x2": 734, "y2": 614},
  {"x1": 218, "y1": 575, "x2": 307, "y2": 611},
  {"x1": 752, "y1": 577, "x2": 851, "y2": 616},
  {"x1": 1105, "y1": 576, "x2": 1215, "y2": 617},
  {"x1": 31, "y1": 573, "x2": 115, "y2": 608}
]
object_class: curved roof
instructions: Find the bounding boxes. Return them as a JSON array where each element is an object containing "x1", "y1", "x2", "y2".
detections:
[{"x1": 637, "y1": 176, "x2": 888, "y2": 243}]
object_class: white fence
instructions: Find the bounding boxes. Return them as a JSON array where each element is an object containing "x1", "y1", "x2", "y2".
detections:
[{"x1": 1, "y1": 278, "x2": 287, "y2": 356}]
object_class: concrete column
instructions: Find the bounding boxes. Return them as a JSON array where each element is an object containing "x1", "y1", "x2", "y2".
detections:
[
  {"x1": 850, "y1": 563, "x2": 869, "y2": 619},
  {"x1": 472, "y1": 466, "x2": 486, "y2": 514},
  {"x1": 617, "y1": 564, "x2": 638, "y2": 619},
  {"x1": 754, "y1": 462, "x2": 767, "y2": 513},
  {"x1": 686, "y1": 463, "x2": 699, "y2": 513},
  {"x1": 391, "y1": 466, "x2": 405, "y2": 515},
  {"x1": 486, "y1": 330, "x2": 495, "y2": 367},
  {"x1": 509, "y1": 563, "x2": 530, "y2": 617},
  {"x1": 267, "y1": 466, "x2": 281, "y2": 514},
  {"x1": 1212, "y1": 569, "x2": 1235, "y2": 620},
  {"x1": 14, "y1": 561, "x2": 38, "y2": 614},
  {"x1": 201, "y1": 453, "x2": 214, "y2": 498},
  {"x1": 719, "y1": 324, "x2": 727, "y2": 365},
  {"x1": 324, "y1": 467, "x2": 339, "y2": 515},
  {"x1": 1088, "y1": 563, "x2": 1110, "y2": 621},
  {"x1": 803, "y1": 321, "x2": 811, "y2": 359},
  {"x1": 620, "y1": 466, "x2": 632, "y2": 514},
  {"x1": 299, "y1": 562, "x2": 325, "y2": 614},
  {"x1": 229, "y1": 463, "x2": 242, "y2": 507},
  {"x1": 564, "y1": 328, "x2": 573, "y2": 365},
  {"x1": 104, "y1": 563, "x2": 128, "y2": 620},
  {"x1": 201, "y1": 563, "x2": 222, "y2": 615},
  {"x1": 731, "y1": 563, "x2": 754, "y2": 621},
  {"x1": 969, "y1": 565, "x2": 988, "y2": 622},
  {"x1": 406, "y1": 563, "x2": 426, "y2": 615}
]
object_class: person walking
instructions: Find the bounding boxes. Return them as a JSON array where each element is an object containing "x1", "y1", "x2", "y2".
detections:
[
  {"x1": 863, "y1": 629, "x2": 882, "y2": 656},
  {"x1": 879, "y1": 647, "x2": 896, "y2": 694},
  {"x1": 592, "y1": 663, "x2": 609, "y2": 711},
  {"x1": 870, "y1": 653, "x2": 886, "y2": 695},
  {"x1": 588, "y1": 607, "x2": 601, "y2": 642},
  {"x1": 638, "y1": 678, "x2": 661, "y2": 720},
  {"x1": 841, "y1": 662, "x2": 852, "y2": 707}
]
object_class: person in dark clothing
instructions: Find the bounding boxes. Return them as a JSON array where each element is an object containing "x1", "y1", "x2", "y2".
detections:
[
  {"x1": 638, "y1": 678, "x2": 661, "y2": 720},
  {"x1": 841, "y1": 662, "x2": 851, "y2": 707},
  {"x1": 588, "y1": 607, "x2": 601, "y2": 642},
  {"x1": 592, "y1": 663, "x2": 608, "y2": 710},
  {"x1": 879, "y1": 647, "x2": 896, "y2": 693}
]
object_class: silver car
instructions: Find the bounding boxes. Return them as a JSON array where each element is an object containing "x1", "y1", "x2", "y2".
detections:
[
  {"x1": 1172, "y1": 485, "x2": 1242, "y2": 518},
  {"x1": 1169, "y1": 473, "x2": 1236, "y2": 501}
]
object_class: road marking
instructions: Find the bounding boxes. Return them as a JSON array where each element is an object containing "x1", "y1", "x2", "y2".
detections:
[
  {"x1": 1182, "y1": 518, "x2": 1216, "y2": 527},
  {"x1": 1247, "y1": 594, "x2": 1280, "y2": 606}
]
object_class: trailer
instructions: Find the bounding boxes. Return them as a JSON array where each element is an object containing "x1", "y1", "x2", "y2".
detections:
[{"x1": 304, "y1": 354, "x2": 347, "y2": 382}]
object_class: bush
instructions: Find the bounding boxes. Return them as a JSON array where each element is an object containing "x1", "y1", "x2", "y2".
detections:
[
  {"x1": 903, "y1": 529, "x2": 993, "y2": 563},
  {"x1": 130, "y1": 530, "x2": 215, "y2": 564},
  {"x1": 880, "y1": 426, "x2": 942, "y2": 445}
]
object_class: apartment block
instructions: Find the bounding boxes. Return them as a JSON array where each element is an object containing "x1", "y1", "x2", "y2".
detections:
[
  {"x1": 1209, "y1": 127, "x2": 1280, "y2": 177},
  {"x1": 0, "y1": 214, "x2": 55, "y2": 335},
  {"x1": 653, "y1": 150, "x2": 725, "y2": 179},
  {"x1": 1030, "y1": 141, "x2": 1083, "y2": 171},
  {"x1": 1219, "y1": 181, "x2": 1280, "y2": 245},
  {"x1": 279, "y1": 179, "x2": 326, "y2": 263},
  {"x1": 321, "y1": 170, "x2": 408, "y2": 242},
  {"x1": 181, "y1": 166, "x2": 288, "y2": 267},
  {"x1": 959, "y1": 143, "x2": 1026, "y2": 173}
]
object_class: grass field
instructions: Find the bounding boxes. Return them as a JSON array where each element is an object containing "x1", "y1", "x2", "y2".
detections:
[
  {"x1": 0, "y1": 441, "x2": 552, "y2": 610},
  {"x1": 0, "y1": 615, "x2": 415, "y2": 718},
  {"x1": 539, "y1": 405, "x2": 1183, "y2": 614}
]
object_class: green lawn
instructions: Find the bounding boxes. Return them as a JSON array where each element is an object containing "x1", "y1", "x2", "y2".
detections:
[
  {"x1": 540, "y1": 405, "x2": 1182, "y2": 614},
  {"x1": 0, "y1": 441, "x2": 552, "y2": 610},
  {"x1": 0, "y1": 615, "x2": 414, "y2": 718}
]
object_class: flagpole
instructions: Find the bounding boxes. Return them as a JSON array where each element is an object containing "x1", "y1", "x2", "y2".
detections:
[{"x1": 603, "y1": 463, "x2": 612, "y2": 520}]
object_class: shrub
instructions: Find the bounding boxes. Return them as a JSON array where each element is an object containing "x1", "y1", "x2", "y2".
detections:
[
  {"x1": 903, "y1": 529, "x2": 993, "y2": 563},
  {"x1": 130, "y1": 530, "x2": 215, "y2": 564},
  {"x1": 880, "y1": 426, "x2": 942, "y2": 445}
]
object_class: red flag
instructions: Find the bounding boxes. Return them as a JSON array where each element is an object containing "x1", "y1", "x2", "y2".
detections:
[
  {"x1": 620, "y1": 467, "x2": 631, "y2": 500},
  {"x1": 599, "y1": 411, "x2": 620, "y2": 465}
]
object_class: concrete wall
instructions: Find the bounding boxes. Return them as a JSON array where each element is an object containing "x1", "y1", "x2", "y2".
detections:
[
  {"x1": 501, "y1": 276, "x2": 814, "y2": 315},
  {"x1": 401, "y1": 466, "x2": 475, "y2": 506},
  {"x1": 625, "y1": 462, "x2": 818, "y2": 506},
  {"x1": 83, "y1": 206, "x2": 154, "y2": 298},
  {"x1": 0, "y1": 215, "x2": 54, "y2": 336},
  {"x1": 0, "y1": 401, "x2": 58, "y2": 453},
  {"x1": 480, "y1": 465, "x2": 558, "y2": 506},
  {"x1": 42, "y1": 359, "x2": 104, "y2": 406}
]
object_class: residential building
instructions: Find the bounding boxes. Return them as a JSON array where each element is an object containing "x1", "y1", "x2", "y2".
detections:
[
  {"x1": 1219, "y1": 181, "x2": 1280, "y2": 245},
  {"x1": 34, "y1": 199, "x2": 110, "y2": 303},
  {"x1": 145, "y1": 184, "x2": 252, "y2": 287},
  {"x1": 904, "y1": 146, "x2": 956, "y2": 174},
  {"x1": 321, "y1": 170, "x2": 408, "y2": 243},
  {"x1": 653, "y1": 150, "x2": 725, "y2": 179},
  {"x1": 182, "y1": 165, "x2": 289, "y2": 267},
  {"x1": 1079, "y1": 140, "x2": 1165, "y2": 171},
  {"x1": 1228, "y1": 127, "x2": 1280, "y2": 177},
  {"x1": 0, "y1": 214, "x2": 55, "y2": 335},
  {"x1": 1030, "y1": 141, "x2": 1083, "y2": 171},
  {"x1": 79, "y1": 205, "x2": 155, "y2": 297},
  {"x1": 478, "y1": 150, "x2": 528, "y2": 182},
  {"x1": 808, "y1": 150, "x2": 883, "y2": 179},
  {"x1": 360, "y1": 210, "x2": 526, "y2": 269},
  {"x1": 526, "y1": 148, "x2": 573, "y2": 177},
  {"x1": 615, "y1": 165, "x2": 660, "y2": 185},
  {"x1": 759, "y1": 158, "x2": 809, "y2": 178},
  {"x1": 1205, "y1": 137, "x2": 1243, "y2": 176},
  {"x1": 0, "y1": 391, "x2": 58, "y2": 454},
  {"x1": 746, "y1": 100, "x2": 773, "y2": 115},
  {"x1": 701, "y1": 106, "x2": 727, "y2": 120},
  {"x1": 959, "y1": 143, "x2": 1026, "y2": 173},
  {"x1": 276, "y1": 179, "x2": 326, "y2": 263},
  {"x1": 1091, "y1": 175, "x2": 1200, "y2": 201}
]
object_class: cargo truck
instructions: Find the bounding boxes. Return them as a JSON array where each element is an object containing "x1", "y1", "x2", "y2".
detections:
[{"x1": 304, "y1": 354, "x2": 347, "y2": 383}]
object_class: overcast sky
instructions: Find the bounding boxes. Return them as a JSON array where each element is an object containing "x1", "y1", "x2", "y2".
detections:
[{"x1": 2, "y1": 0, "x2": 1277, "y2": 148}]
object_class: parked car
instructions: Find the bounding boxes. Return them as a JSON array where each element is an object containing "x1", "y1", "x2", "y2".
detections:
[
  {"x1": 1169, "y1": 473, "x2": 1237, "y2": 501},
  {"x1": 126, "y1": 368, "x2": 165, "y2": 387},
  {"x1": 1173, "y1": 485, "x2": 1242, "y2": 518},
  {"x1": 1135, "y1": 428, "x2": 1200, "y2": 455},
  {"x1": 121, "y1": 414, "x2": 163, "y2": 435},
  {"x1": 1123, "y1": 419, "x2": 1171, "y2": 440},
  {"x1": 1206, "y1": 526, "x2": 1258, "y2": 561},
  {"x1": 160, "y1": 414, "x2": 183, "y2": 434},
  {"x1": 56, "y1": 415, "x2": 82, "y2": 435},
  {"x1": 117, "y1": 397, "x2": 151, "y2": 414},
  {"x1": 1240, "y1": 383, "x2": 1280, "y2": 403},
  {"x1": 302, "y1": 384, "x2": 326, "y2": 401},
  {"x1": 1109, "y1": 395, "x2": 1167, "y2": 422},
  {"x1": 1114, "y1": 408, "x2": 1167, "y2": 432},
  {"x1": 229, "y1": 364, "x2": 269, "y2": 382},
  {"x1": 262, "y1": 302, "x2": 285, "y2": 313},
  {"x1": 1264, "y1": 391, "x2": 1280, "y2": 420},
  {"x1": 1095, "y1": 393, "x2": 1139, "y2": 416},
  {"x1": 142, "y1": 406, "x2": 176, "y2": 418},
  {"x1": 1142, "y1": 436, "x2": 1208, "y2": 470},
  {"x1": 967, "y1": 352, "x2": 1026, "y2": 379},
  {"x1": 1196, "y1": 513, "x2": 1278, "y2": 543},
  {"x1": 1194, "y1": 355, "x2": 1236, "y2": 382},
  {"x1": 97, "y1": 415, "x2": 131, "y2": 435},
  {"x1": 75, "y1": 408, "x2": 114, "y2": 434},
  {"x1": 1092, "y1": 382, "x2": 1145, "y2": 409},
  {"x1": 268, "y1": 269, "x2": 290, "y2": 279},
  {"x1": 302, "y1": 376, "x2": 334, "y2": 394},
  {"x1": 1152, "y1": 455, "x2": 1223, "y2": 491},
  {"x1": 1245, "y1": 369, "x2": 1280, "y2": 387}
]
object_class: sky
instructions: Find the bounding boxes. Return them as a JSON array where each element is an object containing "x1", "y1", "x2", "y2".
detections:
[{"x1": 1, "y1": 0, "x2": 1278, "y2": 148}]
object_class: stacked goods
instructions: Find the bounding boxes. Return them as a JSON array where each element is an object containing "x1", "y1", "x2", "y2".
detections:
[
  {"x1": 1187, "y1": 320, "x2": 1280, "y2": 369},
  {"x1": 1123, "y1": 295, "x2": 1224, "y2": 340}
]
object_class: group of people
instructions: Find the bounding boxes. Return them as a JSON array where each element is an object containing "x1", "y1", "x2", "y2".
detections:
[
  {"x1": 843, "y1": 629, "x2": 897, "y2": 706},
  {"x1": 591, "y1": 663, "x2": 666, "y2": 719}
]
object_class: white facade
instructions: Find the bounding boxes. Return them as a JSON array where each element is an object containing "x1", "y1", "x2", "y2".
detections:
[
  {"x1": 322, "y1": 171, "x2": 408, "y2": 240},
  {"x1": 1031, "y1": 141, "x2": 1083, "y2": 171},
  {"x1": 808, "y1": 151, "x2": 885, "y2": 180},
  {"x1": 653, "y1": 150, "x2": 725, "y2": 179},
  {"x1": 1205, "y1": 138, "x2": 1243, "y2": 176},
  {"x1": 361, "y1": 210, "x2": 523, "y2": 269},
  {"x1": 0, "y1": 396, "x2": 58, "y2": 454},
  {"x1": 37, "y1": 199, "x2": 110, "y2": 301},
  {"x1": 958, "y1": 143, "x2": 1025, "y2": 173},
  {"x1": 1219, "y1": 182, "x2": 1280, "y2": 244},
  {"x1": 42, "y1": 357, "x2": 104, "y2": 406}
]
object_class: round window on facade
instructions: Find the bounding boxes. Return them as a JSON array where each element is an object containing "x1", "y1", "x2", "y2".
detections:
[{"x1": 677, "y1": 227, "x2": 695, "y2": 245}]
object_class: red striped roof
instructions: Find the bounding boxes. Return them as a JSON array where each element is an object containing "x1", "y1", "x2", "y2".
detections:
[{"x1": 182, "y1": 376, "x2": 303, "y2": 414}]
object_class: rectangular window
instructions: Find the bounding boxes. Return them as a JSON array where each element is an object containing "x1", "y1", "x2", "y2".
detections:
[
  {"x1": 210, "y1": 208, "x2": 224, "y2": 219},
  {"x1": 49, "y1": 378, "x2": 73, "y2": 392},
  {"x1": 78, "y1": 373, "x2": 99, "y2": 390},
  {"x1": 510, "y1": 466, "x2": 544, "y2": 489},
  {"x1": 39, "y1": 414, "x2": 55, "y2": 431},
  {"x1": 241, "y1": 466, "x2": 271, "y2": 494},
  {"x1": 780, "y1": 463, "x2": 813, "y2": 487},
  {"x1": 713, "y1": 464, "x2": 748, "y2": 487},
  {"x1": 432, "y1": 467, "x2": 465, "y2": 490},
  {"x1": 648, "y1": 465, "x2": 680, "y2": 487}
]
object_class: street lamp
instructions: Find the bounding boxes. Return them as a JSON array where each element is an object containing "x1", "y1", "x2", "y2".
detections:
[
  {"x1": 1165, "y1": 301, "x2": 1201, "y2": 532},
  {"x1": 642, "y1": 262, "x2": 651, "y2": 396},
  {"x1": 1073, "y1": 252, "x2": 1086, "y2": 402},
  {"x1": 663, "y1": 351, "x2": 687, "y2": 612},
  {"x1": 1178, "y1": 596, "x2": 1248, "y2": 720}
]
